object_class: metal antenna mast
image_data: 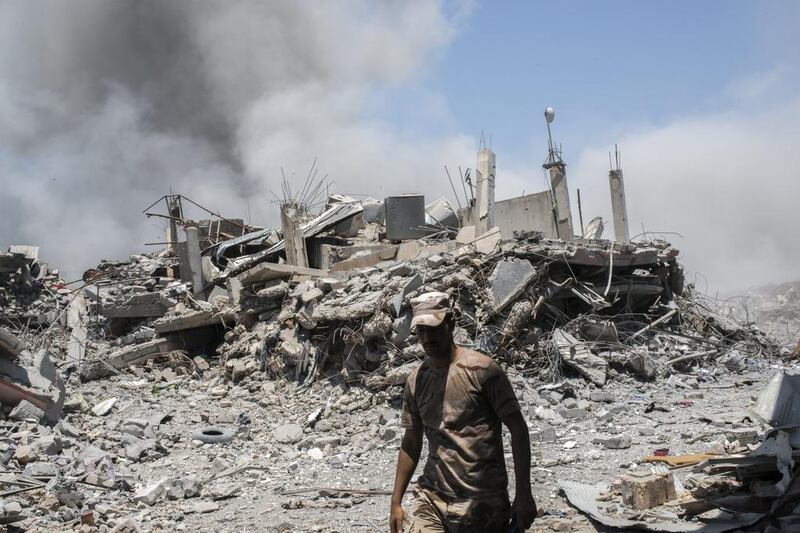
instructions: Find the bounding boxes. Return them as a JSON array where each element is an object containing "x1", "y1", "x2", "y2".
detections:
[{"x1": 544, "y1": 106, "x2": 562, "y2": 168}]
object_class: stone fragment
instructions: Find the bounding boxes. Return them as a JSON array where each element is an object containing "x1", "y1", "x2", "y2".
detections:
[
  {"x1": 593, "y1": 434, "x2": 632, "y2": 449},
  {"x1": 257, "y1": 282, "x2": 289, "y2": 300},
  {"x1": 193, "y1": 356, "x2": 210, "y2": 372},
  {"x1": 57, "y1": 420, "x2": 83, "y2": 438},
  {"x1": 554, "y1": 330, "x2": 607, "y2": 387},
  {"x1": 558, "y1": 407, "x2": 591, "y2": 420},
  {"x1": 23, "y1": 461, "x2": 57, "y2": 477},
  {"x1": 64, "y1": 394, "x2": 91, "y2": 414},
  {"x1": 328, "y1": 453, "x2": 348, "y2": 468},
  {"x1": 487, "y1": 259, "x2": 536, "y2": 312},
  {"x1": 165, "y1": 476, "x2": 203, "y2": 499},
  {"x1": 133, "y1": 480, "x2": 166, "y2": 506},
  {"x1": 540, "y1": 425, "x2": 557, "y2": 443},
  {"x1": 36, "y1": 435, "x2": 62, "y2": 455},
  {"x1": 620, "y1": 471, "x2": 677, "y2": 510},
  {"x1": 548, "y1": 518, "x2": 574, "y2": 532},
  {"x1": 4, "y1": 501, "x2": 22, "y2": 514},
  {"x1": 589, "y1": 392, "x2": 616, "y2": 403},
  {"x1": 426, "y1": 255, "x2": 445, "y2": 268},
  {"x1": 225, "y1": 359, "x2": 248, "y2": 382},
  {"x1": 307, "y1": 448, "x2": 324, "y2": 460},
  {"x1": 191, "y1": 501, "x2": 219, "y2": 513},
  {"x1": 595, "y1": 409, "x2": 613, "y2": 423},
  {"x1": 125, "y1": 438, "x2": 157, "y2": 460},
  {"x1": 110, "y1": 518, "x2": 144, "y2": 532},
  {"x1": 387, "y1": 264, "x2": 411, "y2": 277},
  {"x1": 273, "y1": 423, "x2": 303, "y2": 444},
  {"x1": 300, "y1": 287, "x2": 324, "y2": 304},
  {"x1": 9, "y1": 400, "x2": 44, "y2": 422},
  {"x1": 363, "y1": 312, "x2": 392, "y2": 340},
  {"x1": 318, "y1": 278, "x2": 344, "y2": 292},
  {"x1": 13, "y1": 445, "x2": 37, "y2": 464},
  {"x1": 92, "y1": 397, "x2": 117, "y2": 416}
]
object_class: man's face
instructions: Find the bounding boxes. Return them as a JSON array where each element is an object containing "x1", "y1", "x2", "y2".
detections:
[{"x1": 416, "y1": 321, "x2": 452, "y2": 358}]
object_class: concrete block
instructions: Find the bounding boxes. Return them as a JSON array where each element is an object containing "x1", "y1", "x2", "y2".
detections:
[
  {"x1": 426, "y1": 255, "x2": 445, "y2": 268},
  {"x1": 134, "y1": 480, "x2": 166, "y2": 506},
  {"x1": 620, "y1": 471, "x2": 677, "y2": 510},
  {"x1": 273, "y1": 423, "x2": 303, "y2": 444},
  {"x1": 487, "y1": 258, "x2": 536, "y2": 312},
  {"x1": 9, "y1": 399, "x2": 44, "y2": 422}
]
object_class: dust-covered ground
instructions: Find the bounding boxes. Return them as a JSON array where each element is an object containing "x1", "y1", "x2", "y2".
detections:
[{"x1": 20, "y1": 356, "x2": 788, "y2": 533}]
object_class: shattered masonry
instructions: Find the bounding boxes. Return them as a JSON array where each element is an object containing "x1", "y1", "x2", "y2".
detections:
[{"x1": 0, "y1": 142, "x2": 798, "y2": 531}]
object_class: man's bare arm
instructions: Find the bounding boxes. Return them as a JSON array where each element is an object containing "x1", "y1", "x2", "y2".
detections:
[
  {"x1": 503, "y1": 410, "x2": 537, "y2": 529},
  {"x1": 390, "y1": 427, "x2": 423, "y2": 533}
]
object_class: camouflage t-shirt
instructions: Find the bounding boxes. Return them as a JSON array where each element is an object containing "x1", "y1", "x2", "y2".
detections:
[{"x1": 401, "y1": 347, "x2": 521, "y2": 500}]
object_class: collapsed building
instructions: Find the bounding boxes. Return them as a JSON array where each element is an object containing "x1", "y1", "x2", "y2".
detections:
[{"x1": 0, "y1": 114, "x2": 797, "y2": 531}]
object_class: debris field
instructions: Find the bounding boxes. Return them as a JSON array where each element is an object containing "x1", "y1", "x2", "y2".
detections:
[{"x1": 1, "y1": 149, "x2": 799, "y2": 532}]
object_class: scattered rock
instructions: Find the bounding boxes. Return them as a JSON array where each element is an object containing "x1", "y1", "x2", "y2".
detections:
[{"x1": 91, "y1": 398, "x2": 117, "y2": 416}]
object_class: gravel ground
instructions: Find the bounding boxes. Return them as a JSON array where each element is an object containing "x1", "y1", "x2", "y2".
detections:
[{"x1": 14, "y1": 353, "x2": 788, "y2": 533}]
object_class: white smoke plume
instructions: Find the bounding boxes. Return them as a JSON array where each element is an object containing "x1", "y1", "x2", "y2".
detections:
[
  {"x1": 0, "y1": 1, "x2": 473, "y2": 279},
  {"x1": 570, "y1": 86, "x2": 800, "y2": 293}
]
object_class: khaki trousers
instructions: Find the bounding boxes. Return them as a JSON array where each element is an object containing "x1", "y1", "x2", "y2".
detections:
[{"x1": 407, "y1": 487, "x2": 511, "y2": 533}]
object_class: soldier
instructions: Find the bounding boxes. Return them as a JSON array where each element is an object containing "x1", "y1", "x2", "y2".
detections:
[{"x1": 389, "y1": 291, "x2": 537, "y2": 532}]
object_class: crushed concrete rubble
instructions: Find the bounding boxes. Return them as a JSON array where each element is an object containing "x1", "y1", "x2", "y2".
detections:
[{"x1": 0, "y1": 185, "x2": 796, "y2": 531}]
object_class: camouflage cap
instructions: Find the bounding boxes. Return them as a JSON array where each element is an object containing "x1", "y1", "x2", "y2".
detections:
[{"x1": 410, "y1": 291, "x2": 451, "y2": 328}]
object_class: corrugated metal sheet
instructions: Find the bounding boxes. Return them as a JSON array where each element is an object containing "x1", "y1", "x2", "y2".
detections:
[
  {"x1": 559, "y1": 480, "x2": 762, "y2": 532},
  {"x1": 752, "y1": 371, "x2": 800, "y2": 426}
]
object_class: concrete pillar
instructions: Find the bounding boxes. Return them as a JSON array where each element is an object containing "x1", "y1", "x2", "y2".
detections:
[
  {"x1": 165, "y1": 196, "x2": 181, "y2": 252},
  {"x1": 608, "y1": 169, "x2": 630, "y2": 242},
  {"x1": 547, "y1": 163, "x2": 574, "y2": 240},
  {"x1": 183, "y1": 227, "x2": 205, "y2": 300},
  {"x1": 473, "y1": 148, "x2": 496, "y2": 236},
  {"x1": 281, "y1": 204, "x2": 308, "y2": 267}
]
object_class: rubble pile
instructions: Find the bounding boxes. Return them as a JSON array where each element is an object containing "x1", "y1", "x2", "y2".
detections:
[
  {"x1": 745, "y1": 281, "x2": 800, "y2": 352},
  {"x1": 0, "y1": 245, "x2": 69, "y2": 333},
  {"x1": 0, "y1": 183, "x2": 796, "y2": 531},
  {"x1": 209, "y1": 233, "x2": 781, "y2": 394},
  {"x1": 560, "y1": 370, "x2": 800, "y2": 532}
]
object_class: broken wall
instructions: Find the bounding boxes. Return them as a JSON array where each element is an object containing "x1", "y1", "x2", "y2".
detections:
[{"x1": 494, "y1": 190, "x2": 557, "y2": 239}]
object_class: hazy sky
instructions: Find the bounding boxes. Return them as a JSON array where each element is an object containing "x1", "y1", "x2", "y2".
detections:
[{"x1": 0, "y1": 1, "x2": 797, "y2": 292}]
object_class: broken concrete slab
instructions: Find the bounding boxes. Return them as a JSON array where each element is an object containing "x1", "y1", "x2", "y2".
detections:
[
  {"x1": 329, "y1": 245, "x2": 398, "y2": 272},
  {"x1": 554, "y1": 329, "x2": 608, "y2": 387},
  {"x1": 593, "y1": 434, "x2": 632, "y2": 449},
  {"x1": 79, "y1": 337, "x2": 182, "y2": 381},
  {"x1": 487, "y1": 258, "x2": 536, "y2": 312},
  {"x1": 134, "y1": 479, "x2": 167, "y2": 506},
  {"x1": 9, "y1": 399, "x2": 45, "y2": 421},
  {"x1": 152, "y1": 309, "x2": 236, "y2": 334},
  {"x1": 237, "y1": 262, "x2": 333, "y2": 287},
  {"x1": 0, "y1": 328, "x2": 24, "y2": 360},
  {"x1": 34, "y1": 349, "x2": 66, "y2": 425},
  {"x1": 752, "y1": 371, "x2": 800, "y2": 427},
  {"x1": 456, "y1": 225, "x2": 476, "y2": 244},
  {"x1": 101, "y1": 292, "x2": 177, "y2": 319},
  {"x1": 273, "y1": 423, "x2": 304, "y2": 444},
  {"x1": 300, "y1": 287, "x2": 324, "y2": 304},
  {"x1": 312, "y1": 291, "x2": 382, "y2": 323},
  {"x1": 391, "y1": 274, "x2": 423, "y2": 315}
]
